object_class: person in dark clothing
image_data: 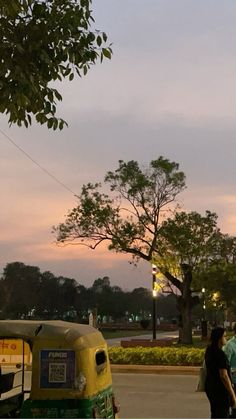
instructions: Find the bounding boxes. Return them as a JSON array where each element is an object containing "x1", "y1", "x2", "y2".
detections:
[{"x1": 205, "y1": 327, "x2": 236, "y2": 418}]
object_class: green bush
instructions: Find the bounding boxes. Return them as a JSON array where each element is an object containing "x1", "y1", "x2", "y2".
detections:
[{"x1": 108, "y1": 346, "x2": 205, "y2": 366}]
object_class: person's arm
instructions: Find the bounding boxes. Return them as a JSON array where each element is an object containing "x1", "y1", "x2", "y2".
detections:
[
  {"x1": 224, "y1": 342, "x2": 233, "y2": 363},
  {"x1": 219, "y1": 369, "x2": 236, "y2": 407}
]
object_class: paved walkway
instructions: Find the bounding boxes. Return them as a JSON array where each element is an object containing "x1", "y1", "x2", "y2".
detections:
[{"x1": 113, "y1": 373, "x2": 208, "y2": 418}]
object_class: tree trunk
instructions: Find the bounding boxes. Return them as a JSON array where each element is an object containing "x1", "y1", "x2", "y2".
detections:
[
  {"x1": 178, "y1": 264, "x2": 193, "y2": 344},
  {"x1": 181, "y1": 302, "x2": 192, "y2": 344}
]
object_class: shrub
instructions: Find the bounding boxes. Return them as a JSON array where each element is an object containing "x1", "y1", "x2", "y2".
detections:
[{"x1": 108, "y1": 346, "x2": 205, "y2": 366}]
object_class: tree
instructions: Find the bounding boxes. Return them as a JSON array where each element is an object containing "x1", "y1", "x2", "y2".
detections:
[
  {"x1": 57, "y1": 276, "x2": 78, "y2": 319},
  {"x1": 54, "y1": 157, "x2": 186, "y2": 257},
  {"x1": 0, "y1": 262, "x2": 82, "y2": 320},
  {"x1": 127, "y1": 287, "x2": 152, "y2": 321},
  {"x1": 0, "y1": 261, "x2": 41, "y2": 318},
  {"x1": 155, "y1": 210, "x2": 221, "y2": 343},
  {"x1": 196, "y1": 234, "x2": 236, "y2": 322},
  {"x1": 36, "y1": 271, "x2": 61, "y2": 318},
  {"x1": 92, "y1": 276, "x2": 111, "y2": 293},
  {"x1": 89, "y1": 277, "x2": 127, "y2": 321},
  {"x1": 36, "y1": 272, "x2": 80, "y2": 319},
  {"x1": 0, "y1": 0, "x2": 112, "y2": 129},
  {"x1": 54, "y1": 156, "x2": 186, "y2": 329}
]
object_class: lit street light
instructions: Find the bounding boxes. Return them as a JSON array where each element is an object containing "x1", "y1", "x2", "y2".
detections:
[
  {"x1": 202, "y1": 288, "x2": 206, "y2": 320},
  {"x1": 152, "y1": 264, "x2": 158, "y2": 340},
  {"x1": 201, "y1": 287, "x2": 207, "y2": 339}
]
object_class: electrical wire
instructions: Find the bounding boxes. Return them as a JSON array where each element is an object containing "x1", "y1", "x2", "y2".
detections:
[{"x1": 0, "y1": 127, "x2": 77, "y2": 197}]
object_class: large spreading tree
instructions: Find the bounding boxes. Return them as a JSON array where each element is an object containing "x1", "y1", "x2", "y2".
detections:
[
  {"x1": 54, "y1": 157, "x2": 189, "y2": 331},
  {"x1": 54, "y1": 157, "x2": 236, "y2": 343},
  {"x1": 54, "y1": 157, "x2": 185, "y2": 256},
  {"x1": 0, "y1": 0, "x2": 112, "y2": 129},
  {"x1": 54, "y1": 157, "x2": 186, "y2": 257}
]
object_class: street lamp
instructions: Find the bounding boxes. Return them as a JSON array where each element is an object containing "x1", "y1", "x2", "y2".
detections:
[
  {"x1": 212, "y1": 292, "x2": 219, "y2": 326},
  {"x1": 202, "y1": 288, "x2": 206, "y2": 320},
  {"x1": 152, "y1": 264, "x2": 158, "y2": 340},
  {"x1": 201, "y1": 287, "x2": 207, "y2": 338}
]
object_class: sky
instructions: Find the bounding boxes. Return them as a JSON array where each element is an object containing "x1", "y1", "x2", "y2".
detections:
[{"x1": 1, "y1": 0, "x2": 236, "y2": 290}]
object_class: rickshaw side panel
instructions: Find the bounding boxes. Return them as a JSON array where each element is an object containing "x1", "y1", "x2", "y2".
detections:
[{"x1": 21, "y1": 386, "x2": 115, "y2": 418}]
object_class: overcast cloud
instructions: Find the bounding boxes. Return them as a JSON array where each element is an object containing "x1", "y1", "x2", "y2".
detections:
[{"x1": 1, "y1": 0, "x2": 236, "y2": 289}]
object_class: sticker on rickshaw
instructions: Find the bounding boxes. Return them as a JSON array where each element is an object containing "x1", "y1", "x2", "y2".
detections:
[{"x1": 40, "y1": 349, "x2": 75, "y2": 388}]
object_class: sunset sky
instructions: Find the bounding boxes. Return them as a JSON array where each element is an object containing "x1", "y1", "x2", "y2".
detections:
[{"x1": 1, "y1": 0, "x2": 236, "y2": 290}]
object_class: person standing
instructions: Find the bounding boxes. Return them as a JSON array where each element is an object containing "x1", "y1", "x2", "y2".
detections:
[
  {"x1": 224, "y1": 323, "x2": 236, "y2": 391},
  {"x1": 205, "y1": 327, "x2": 236, "y2": 418}
]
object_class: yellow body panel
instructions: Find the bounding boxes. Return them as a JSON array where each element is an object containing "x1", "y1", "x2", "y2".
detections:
[{"x1": 30, "y1": 332, "x2": 112, "y2": 399}]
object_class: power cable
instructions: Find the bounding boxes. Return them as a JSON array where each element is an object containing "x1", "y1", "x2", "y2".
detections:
[{"x1": 0, "y1": 127, "x2": 77, "y2": 197}]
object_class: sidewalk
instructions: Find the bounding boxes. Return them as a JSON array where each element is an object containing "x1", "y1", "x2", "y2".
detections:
[{"x1": 111, "y1": 364, "x2": 200, "y2": 375}]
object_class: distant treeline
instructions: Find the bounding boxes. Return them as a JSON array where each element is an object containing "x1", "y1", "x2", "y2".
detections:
[{"x1": 0, "y1": 262, "x2": 178, "y2": 322}]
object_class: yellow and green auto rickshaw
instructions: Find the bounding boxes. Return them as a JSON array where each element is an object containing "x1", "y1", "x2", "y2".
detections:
[{"x1": 0, "y1": 320, "x2": 119, "y2": 418}]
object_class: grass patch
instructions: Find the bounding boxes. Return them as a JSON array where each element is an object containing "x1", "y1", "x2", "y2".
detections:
[
  {"x1": 173, "y1": 336, "x2": 208, "y2": 349},
  {"x1": 101, "y1": 330, "x2": 152, "y2": 339}
]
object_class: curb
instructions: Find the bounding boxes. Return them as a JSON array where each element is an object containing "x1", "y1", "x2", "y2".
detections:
[{"x1": 111, "y1": 364, "x2": 200, "y2": 375}]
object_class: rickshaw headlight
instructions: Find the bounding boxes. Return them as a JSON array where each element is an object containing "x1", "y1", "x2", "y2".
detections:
[{"x1": 74, "y1": 372, "x2": 86, "y2": 392}]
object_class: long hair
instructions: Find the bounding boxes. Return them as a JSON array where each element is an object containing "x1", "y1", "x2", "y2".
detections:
[{"x1": 209, "y1": 327, "x2": 225, "y2": 348}]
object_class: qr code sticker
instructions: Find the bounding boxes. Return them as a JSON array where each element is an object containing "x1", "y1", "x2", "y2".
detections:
[{"x1": 49, "y1": 363, "x2": 66, "y2": 383}]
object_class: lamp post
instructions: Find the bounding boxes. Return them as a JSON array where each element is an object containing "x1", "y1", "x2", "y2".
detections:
[
  {"x1": 152, "y1": 264, "x2": 158, "y2": 340},
  {"x1": 212, "y1": 292, "x2": 219, "y2": 326},
  {"x1": 202, "y1": 288, "x2": 206, "y2": 320},
  {"x1": 201, "y1": 287, "x2": 207, "y2": 338}
]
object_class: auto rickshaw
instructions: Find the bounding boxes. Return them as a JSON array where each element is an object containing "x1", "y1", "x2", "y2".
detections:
[{"x1": 0, "y1": 320, "x2": 119, "y2": 418}]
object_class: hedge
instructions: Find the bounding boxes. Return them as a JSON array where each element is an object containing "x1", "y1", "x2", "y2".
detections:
[{"x1": 108, "y1": 346, "x2": 205, "y2": 366}]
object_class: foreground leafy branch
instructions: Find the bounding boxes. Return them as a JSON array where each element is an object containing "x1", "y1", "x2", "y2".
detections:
[{"x1": 0, "y1": 0, "x2": 112, "y2": 129}]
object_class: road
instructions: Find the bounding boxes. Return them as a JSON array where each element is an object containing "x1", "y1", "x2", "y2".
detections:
[
  {"x1": 2, "y1": 369, "x2": 209, "y2": 418},
  {"x1": 113, "y1": 373, "x2": 209, "y2": 418}
]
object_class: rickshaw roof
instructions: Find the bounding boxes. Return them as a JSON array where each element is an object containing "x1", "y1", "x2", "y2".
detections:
[{"x1": 0, "y1": 320, "x2": 102, "y2": 344}]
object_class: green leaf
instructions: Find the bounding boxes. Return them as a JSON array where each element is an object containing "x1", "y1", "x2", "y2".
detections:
[
  {"x1": 96, "y1": 35, "x2": 102, "y2": 47},
  {"x1": 102, "y1": 32, "x2": 108, "y2": 43},
  {"x1": 53, "y1": 118, "x2": 58, "y2": 130},
  {"x1": 47, "y1": 118, "x2": 54, "y2": 129},
  {"x1": 59, "y1": 120, "x2": 64, "y2": 130},
  {"x1": 102, "y1": 48, "x2": 112, "y2": 59},
  {"x1": 54, "y1": 90, "x2": 62, "y2": 101},
  {"x1": 83, "y1": 66, "x2": 88, "y2": 76}
]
